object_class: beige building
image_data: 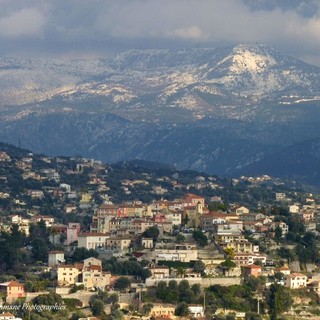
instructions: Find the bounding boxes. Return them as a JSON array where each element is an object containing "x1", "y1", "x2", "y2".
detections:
[
  {"x1": 57, "y1": 258, "x2": 111, "y2": 290},
  {"x1": 155, "y1": 244, "x2": 198, "y2": 263},
  {"x1": 0, "y1": 281, "x2": 25, "y2": 302},
  {"x1": 234, "y1": 206, "x2": 250, "y2": 215},
  {"x1": 129, "y1": 220, "x2": 155, "y2": 234},
  {"x1": 105, "y1": 238, "x2": 131, "y2": 250},
  {"x1": 31, "y1": 215, "x2": 55, "y2": 227},
  {"x1": 118, "y1": 204, "x2": 145, "y2": 218},
  {"x1": 83, "y1": 257, "x2": 102, "y2": 268},
  {"x1": 57, "y1": 264, "x2": 83, "y2": 286},
  {"x1": 149, "y1": 266, "x2": 170, "y2": 279},
  {"x1": 150, "y1": 304, "x2": 175, "y2": 318},
  {"x1": 220, "y1": 239, "x2": 254, "y2": 254},
  {"x1": 80, "y1": 193, "x2": 92, "y2": 204},
  {"x1": 141, "y1": 237, "x2": 153, "y2": 249},
  {"x1": 165, "y1": 210, "x2": 182, "y2": 226},
  {"x1": 183, "y1": 194, "x2": 205, "y2": 207},
  {"x1": 78, "y1": 233, "x2": 109, "y2": 250},
  {"x1": 92, "y1": 204, "x2": 118, "y2": 233},
  {"x1": 185, "y1": 203, "x2": 203, "y2": 228},
  {"x1": 83, "y1": 257, "x2": 111, "y2": 290}
]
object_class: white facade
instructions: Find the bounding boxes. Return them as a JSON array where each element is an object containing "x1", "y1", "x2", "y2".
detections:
[
  {"x1": 155, "y1": 246, "x2": 198, "y2": 263},
  {"x1": 48, "y1": 251, "x2": 65, "y2": 267},
  {"x1": 285, "y1": 273, "x2": 307, "y2": 289},
  {"x1": 289, "y1": 204, "x2": 300, "y2": 213},
  {"x1": 166, "y1": 211, "x2": 182, "y2": 226},
  {"x1": 0, "y1": 313, "x2": 22, "y2": 320},
  {"x1": 234, "y1": 253, "x2": 267, "y2": 266},
  {"x1": 188, "y1": 305, "x2": 204, "y2": 318},
  {"x1": 78, "y1": 233, "x2": 109, "y2": 250}
]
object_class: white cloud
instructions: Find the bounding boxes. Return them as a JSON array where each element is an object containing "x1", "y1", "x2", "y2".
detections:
[
  {"x1": 0, "y1": 8, "x2": 45, "y2": 38},
  {"x1": 171, "y1": 26, "x2": 205, "y2": 40},
  {"x1": 0, "y1": 0, "x2": 320, "y2": 65}
]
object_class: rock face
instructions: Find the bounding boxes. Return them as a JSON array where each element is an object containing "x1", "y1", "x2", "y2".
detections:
[{"x1": 1, "y1": 44, "x2": 320, "y2": 186}]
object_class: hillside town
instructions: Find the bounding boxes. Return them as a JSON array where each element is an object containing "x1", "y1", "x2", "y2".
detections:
[{"x1": 1, "y1": 145, "x2": 320, "y2": 320}]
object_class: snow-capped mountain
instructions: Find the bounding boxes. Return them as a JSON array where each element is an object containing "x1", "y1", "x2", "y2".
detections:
[
  {"x1": 1, "y1": 44, "x2": 320, "y2": 113},
  {"x1": 1, "y1": 44, "x2": 320, "y2": 185}
]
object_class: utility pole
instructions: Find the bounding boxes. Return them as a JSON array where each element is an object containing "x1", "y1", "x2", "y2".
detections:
[{"x1": 203, "y1": 289, "x2": 206, "y2": 314}]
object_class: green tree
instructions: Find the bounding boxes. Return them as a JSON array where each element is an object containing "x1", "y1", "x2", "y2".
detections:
[
  {"x1": 142, "y1": 303, "x2": 153, "y2": 315},
  {"x1": 274, "y1": 226, "x2": 282, "y2": 240},
  {"x1": 142, "y1": 226, "x2": 160, "y2": 242},
  {"x1": 31, "y1": 238, "x2": 49, "y2": 262},
  {"x1": 32, "y1": 292, "x2": 64, "y2": 309},
  {"x1": 266, "y1": 284, "x2": 292, "y2": 320},
  {"x1": 296, "y1": 243, "x2": 312, "y2": 264},
  {"x1": 156, "y1": 281, "x2": 168, "y2": 301},
  {"x1": 110, "y1": 308, "x2": 124, "y2": 320},
  {"x1": 71, "y1": 311, "x2": 86, "y2": 320},
  {"x1": 245, "y1": 312, "x2": 262, "y2": 320},
  {"x1": 114, "y1": 276, "x2": 131, "y2": 292},
  {"x1": 175, "y1": 233, "x2": 186, "y2": 244},
  {"x1": 29, "y1": 220, "x2": 49, "y2": 242},
  {"x1": 193, "y1": 260, "x2": 206, "y2": 275},
  {"x1": 191, "y1": 283, "x2": 201, "y2": 296},
  {"x1": 90, "y1": 299, "x2": 104, "y2": 317},
  {"x1": 178, "y1": 280, "x2": 195, "y2": 303},
  {"x1": 72, "y1": 248, "x2": 98, "y2": 262},
  {"x1": 224, "y1": 247, "x2": 235, "y2": 259},
  {"x1": 244, "y1": 276, "x2": 266, "y2": 293},
  {"x1": 10, "y1": 224, "x2": 26, "y2": 247},
  {"x1": 220, "y1": 259, "x2": 236, "y2": 275},
  {"x1": 175, "y1": 302, "x2": 190, "y2": 316},
  {"x1": 192, "y1": 230, "x2": 208, "y2": 247},
  {"x1": 141, "y1": 268, "x2": 152, "y2": 280},
  {"x1": 176, "y1": 267, "x2": 187, "y2": 278},
  {"x1": 277, "y1": 247, "x2": 294, "y2": 263},
  {"x1": 167, "y1": 280, "x2": 179, "y2": 302}
]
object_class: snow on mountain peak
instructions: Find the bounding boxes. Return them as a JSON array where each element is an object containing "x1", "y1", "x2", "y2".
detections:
[{"x1": 229, "y1": 46, "x2": 276, "y2": 74}]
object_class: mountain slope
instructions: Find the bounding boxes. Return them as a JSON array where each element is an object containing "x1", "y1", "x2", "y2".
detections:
[
  {"x1": 0, "y1": 44, "x2": 320, "y2": 186},
  {"x1": 238, "y1": 138, "x2": 320, "y2": 186}
]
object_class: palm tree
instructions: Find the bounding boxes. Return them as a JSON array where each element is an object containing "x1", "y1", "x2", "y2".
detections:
[{"x1": 176, "y1": 267, "x2": 187, "y2": 278}]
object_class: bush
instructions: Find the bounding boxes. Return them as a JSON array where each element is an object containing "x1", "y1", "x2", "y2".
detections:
[{"x1": 63, "y1": 298, "x2": 83, "y2": 310}]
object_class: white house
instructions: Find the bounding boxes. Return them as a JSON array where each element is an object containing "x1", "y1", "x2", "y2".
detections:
[
  {"x1": 48, "y1": 251, "x2": 65, "y2": 267},
  {"x1": 285, "y1": 273, "x2": 307, "y2": 289},
  {"x1": 0, "y1": 313, "x2": 22, "y2": 320},
  {"x1": 154, "y1": 245, "x2": 198, "y2": 263},
  {"x1": 188, "y1": 305, "x2": 204, "y2": 318},
  {"x1": 78, "y1": 233, "x2": 109, "y2": 250}
]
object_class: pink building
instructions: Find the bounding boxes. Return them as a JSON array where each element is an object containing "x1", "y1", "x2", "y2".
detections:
[
  {"x1": 67, "y1": 223, "x2": 81, "y2": 245},
  {"x1": 243, "y1": 265, "x2": 262, "y2": 278}
]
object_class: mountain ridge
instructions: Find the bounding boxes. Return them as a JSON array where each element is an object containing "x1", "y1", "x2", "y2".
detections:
[{"x1": 0, "y1": 44, "x2": 320, "y2": 186}]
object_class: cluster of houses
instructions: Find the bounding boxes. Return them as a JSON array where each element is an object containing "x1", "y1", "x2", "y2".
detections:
[
  {"x1": 2, "y1": 151, "x2": 320, "y2": 318},
  {"x1": 1, "y1": 192, "x2": 318, "y2": 299}
]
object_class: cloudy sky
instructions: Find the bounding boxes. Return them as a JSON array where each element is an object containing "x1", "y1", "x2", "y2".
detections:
[{"x1": 0, "y1": 0, "x2": 320, "y2": 65}]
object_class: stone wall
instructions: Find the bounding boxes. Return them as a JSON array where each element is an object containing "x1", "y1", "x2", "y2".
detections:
[{"x1": 145, "y1": 277, "x2": 241, "y2": 287}]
